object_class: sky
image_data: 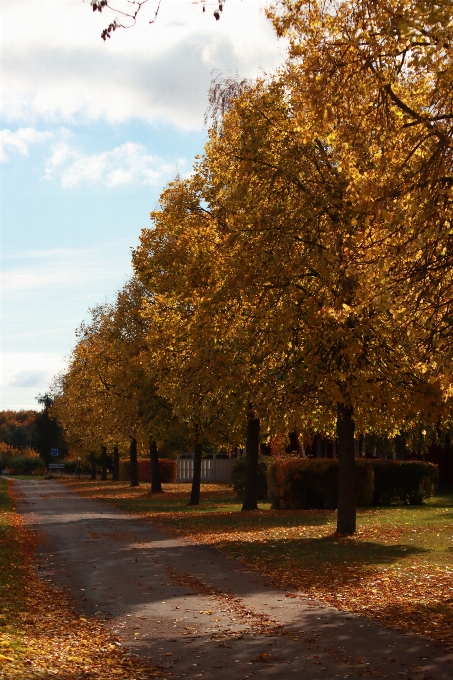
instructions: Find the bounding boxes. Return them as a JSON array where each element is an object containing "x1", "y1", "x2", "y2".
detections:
[{"x1": 0, "y1": 0, "x2": 285, "y2": 411}]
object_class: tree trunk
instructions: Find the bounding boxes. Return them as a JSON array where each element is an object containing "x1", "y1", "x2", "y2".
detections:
[
  {"x1": 242, "y1": 407, "x2": 260, "y2": 511},
  {"x1": 286, "y1": 430, "x2": 302, "y2": 455},
  {"x1": 129, "y1": 437, "x2": 139, "y2": 487},
  {"x1": 336, "y1": 402, "x2": 356, "y2": 535},
  {"x1": 90, "y1": 451, "x2": 96, "y2": 480},
  {"x1": 112, "y1": 446, "x2": 119, "y2": 481},
  {"x1": 314, "y1": 434, "x2": 322, "y2": 458},
  {"x1": 101, "y1": 446, "x2": 107, "y2": 480},
  {"x1": 445, "y1": 434, "x2": 452, "y2": 486},
  {"x1": 189, "y1": 434, "x2": 202, "y2": 506},
  {"x1": 150, "y1": 439, "x2": 163, "y2": 493}
]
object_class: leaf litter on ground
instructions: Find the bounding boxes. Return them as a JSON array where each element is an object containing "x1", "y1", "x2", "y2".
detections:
[
  {"x1": 61, "y1": 479, "x2": 453, "y2": 650},
  {"x1": 0, "y1": 480, "x2": 169, "y2": 679}
]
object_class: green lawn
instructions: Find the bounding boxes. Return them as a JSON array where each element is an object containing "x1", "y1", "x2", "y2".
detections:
[{"x1": 60, "y1": 479, "x2": 453, "y2": 570}]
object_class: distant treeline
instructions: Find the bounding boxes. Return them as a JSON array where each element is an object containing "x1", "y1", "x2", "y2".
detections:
[
  {"x1": 0, "y1": 410, "x2": 37, "y2": 449},
  {"x1": 0, "y1": 398, "x2": 67, "y2": 463}
]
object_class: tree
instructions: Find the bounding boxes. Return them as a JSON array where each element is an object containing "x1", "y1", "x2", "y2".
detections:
[
  {"x1": 35, "y1": 394, "x2": 67, "y2": 464},
  {"x1": 52, "y1": 278, "x2": 191, "y2": 484},
  {"x1": 135, "y1": 73, "x2": 446, "y2": 531},
  {"x1": 0, "y1": 411, "x2": 37, "y2": 450},
  {"x1": 101, "y1": 445, "x2": 108, "y2": 480},
  {"x1": 133, "y1": 174, "x2": 268, "y2": 508},
  {"x1": 266, "y1": 0, "x2": 453, "y2": 369},
  {"x1": 149, "y1": 438, "x2": 162, "y2": 493},
  {"x1": 209, "y1": 75, "x2": 450, "y2": 531}
]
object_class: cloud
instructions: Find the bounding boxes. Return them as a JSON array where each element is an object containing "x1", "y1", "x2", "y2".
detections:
[
  {"x1": 7, "y1": 371, "x2": 52, "y2": 389},
  {"x1": 43, "y1": 141, "x2": 181, "y2": 188},
  {"x1": 4, "y1": 248, "x2": 79, "y2": 261},
  {"x1": 1, "y1": 1, "x2": 284, "y2": 129},
  {"x1": 0, "y1": 127, "x2": 53, "y2": 162},
  {"x1": 0, "y1": 353, "x2": 66, "y2": 390},
  {"x1": 0, "y1": 245, "x2": 131, "y2": 294}
]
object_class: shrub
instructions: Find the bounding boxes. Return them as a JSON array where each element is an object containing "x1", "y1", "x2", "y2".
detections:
[
  {"x1": 267, "y1": 458, "x2": 374, "y2": 510},
  {"x1": 232, "y1": 455, "x2": 273, "y2": 500},
  {"x1": 7, "y1": 455, "x2": 46, "y2": 476},
  {"x1": 159, "y1": 459, "x2": 177, "y2": 483},
  {"x1": 371, "y1": 460, "x2": 438, "y2": 505},
  {"x1": 118, "y1": 458, "x2": 176, "y2": 483}
]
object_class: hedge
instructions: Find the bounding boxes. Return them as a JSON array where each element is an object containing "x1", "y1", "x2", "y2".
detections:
[
  {"x1": 370, "y1": 460, "x2": 438, "y2": 505},
  {"x1": 4, "y1": 455, "x2": 46, "y2": 476},
  {"x1": 268, "y1": 458, "x2": 374, "y2": 510},
  {"x1": 232, "y1": 455, "x2": 271, "y2": 500},
  {"x1": 118, "y1": 458, "x2": 176, "y2": 483}
]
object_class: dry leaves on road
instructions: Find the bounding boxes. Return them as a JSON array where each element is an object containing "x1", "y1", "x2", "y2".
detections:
[
  {"x1": 60, "y1": 480, "x2": 453, "y2": 650},
  {"x1": 1, "y1": 482, "x2": 168, "y2": 680},
  {"x1": 158, "y1": 514, "x2": 453, "y2": 649}
]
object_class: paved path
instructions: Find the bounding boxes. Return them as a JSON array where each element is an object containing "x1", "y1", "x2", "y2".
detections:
[{"x1": 13, "y1": 479, "x2": 452, "y2": 679}]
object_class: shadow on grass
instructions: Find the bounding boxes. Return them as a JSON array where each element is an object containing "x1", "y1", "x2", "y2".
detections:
[{"x1": 219, "y1": 535, "x2": 428, "y2": 573}]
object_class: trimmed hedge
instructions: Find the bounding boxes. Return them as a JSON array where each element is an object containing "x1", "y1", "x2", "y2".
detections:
[
  {"x1": 118, "y1": 458, "x2": 176, "y2": 483},
  {"x1": 268, "y1": 458, "x2": 374, "y2": 510},
  {"x1": 232, "y1": 455, "x2": 271, "y2": 500},
  {"x1": 371, "y1": 460, "x2": 438, "y2": 505}
]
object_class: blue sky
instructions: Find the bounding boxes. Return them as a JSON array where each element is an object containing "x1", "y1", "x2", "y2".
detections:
[{"x1": 0, "y1": 0, "x2": 284, "y2": 410}]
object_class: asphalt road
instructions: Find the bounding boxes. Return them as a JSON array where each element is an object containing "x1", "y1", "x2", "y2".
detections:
[{"x1": 13, "y1": 479, "x2": 453, "y2": 679}]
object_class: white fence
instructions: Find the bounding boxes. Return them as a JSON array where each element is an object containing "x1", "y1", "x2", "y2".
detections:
[{"x1": 177, "y1": 455, "x2": 233, "y2": 483}]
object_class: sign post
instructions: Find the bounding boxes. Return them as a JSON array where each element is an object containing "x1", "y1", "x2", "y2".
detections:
[{"x1": 48, "y1": 463, "x2": 65, "y2": 478}]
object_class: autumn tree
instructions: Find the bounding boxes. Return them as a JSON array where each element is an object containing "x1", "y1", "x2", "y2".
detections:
[
  {"x1": 135, "y1": 70, "x2": 447, "y2": 531},
  {"x1": 133, "y1": 202, "x2": 245, "y2": 505},
  {"x1": 0, "y1": 410, "x2": 38, "y2": 449},
  {"x1": 52, "y1": 278, "x2": 185, "y2": 488},
  {"x1": 133, "y1": 169, "x2": 287, "y2": 509},
  {"x1": 267, "y1": 0, "x2": 453, "y2": 382}
]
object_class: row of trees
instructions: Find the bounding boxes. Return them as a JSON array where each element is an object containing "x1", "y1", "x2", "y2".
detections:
[{"x1": 54, "y1": 0, "x2": 453, "y2": 533}]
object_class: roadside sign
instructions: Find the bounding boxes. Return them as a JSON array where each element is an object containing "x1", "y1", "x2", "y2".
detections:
[
  {"x1": 1, "y1": 470, "x2": 9, "y2": 475},
  {"x1": 51, "y1": 448, "x2": 59, "y2": 457},
  {"x1": 49, "y1": 464, "x2": 65, "y2": 469}
]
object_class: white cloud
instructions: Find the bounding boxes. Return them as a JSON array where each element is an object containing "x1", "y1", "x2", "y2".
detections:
[
  {"x1": 43, "y1": 140, "x2": 179, "y2": 188},
  {"x1": 0, "y1": 245, "x2": 130, "y2": 293},
  {"x1": 4, "y1": 248, "x2": 79, "y2": 261},
  {"x1": 0, "y1": 127, "x2": 53, "y2": 162},
  {"x1": 0, "y1": 353, "x2": 66, "y2": 390},
  {"x1": 1, "y1": 0, "x2": 284, "y2": 129}
]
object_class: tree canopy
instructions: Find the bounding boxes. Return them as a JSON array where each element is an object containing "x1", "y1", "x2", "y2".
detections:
[{"x1": 53, "y1": 0, "x2": 453, "y2": 532}]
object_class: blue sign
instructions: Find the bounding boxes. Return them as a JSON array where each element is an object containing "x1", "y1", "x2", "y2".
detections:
[{"x1": 51, "y1": 448, "x2": 59, "y2": 457}]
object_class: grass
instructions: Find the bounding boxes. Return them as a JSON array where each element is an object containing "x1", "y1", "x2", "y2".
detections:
[{"x1": 61, "y1": 478, "x2": 453, "y2": 646}]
